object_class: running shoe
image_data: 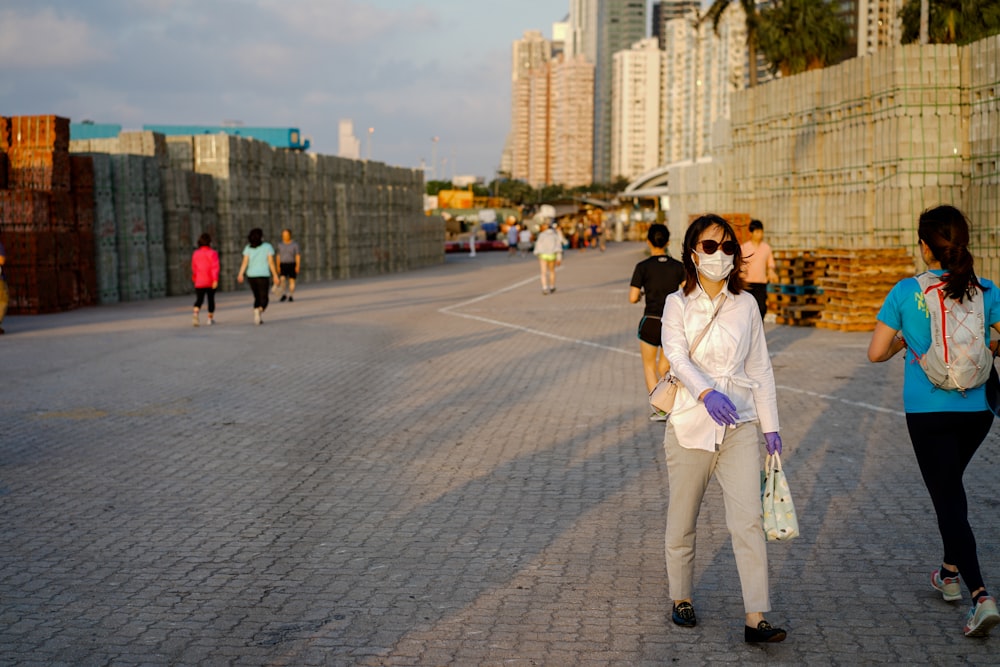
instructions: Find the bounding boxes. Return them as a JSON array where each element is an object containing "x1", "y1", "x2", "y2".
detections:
[
  {"x1": 964, "y1": 596, "x2": 1000, "y2": 637},
  {"x1": 208, "y1": 318, "x2": 215, "y2": 326},
  {"x1": 254, "y1": 308, "x2": 262, "y2": 325},
  {"x1": 932, "y1": 568, "x2": 962, "y2": 602},
  {"x1": 192, "y1": 313, "x2": 200, "y2": 327},
  {"x1": 649, "y1": 411, "x2": 668, "y2": 422}
]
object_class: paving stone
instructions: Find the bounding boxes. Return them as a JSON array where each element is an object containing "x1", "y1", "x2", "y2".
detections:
[{"x1": 1, "y1": 244, "x2": 998, "y2": 665}]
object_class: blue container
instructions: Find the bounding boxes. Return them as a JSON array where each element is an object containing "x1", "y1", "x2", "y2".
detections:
[
  {"x1": 142, "y1": 125, "x2": 310, "y2": 151},
  {"x1": 70, "y1": 122, "x2": 122, "y2": 140}
]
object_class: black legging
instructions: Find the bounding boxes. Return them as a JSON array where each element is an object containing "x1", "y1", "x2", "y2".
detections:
[
  {"x1": 248, "y1": 277, "x2": 270, "y2": 310},
  {"x1": 193, "y1": 287, "x2": 215, "y2": 313},
  {"x1": 906, "y1": 410, "x2": 995, "y2": 593}
]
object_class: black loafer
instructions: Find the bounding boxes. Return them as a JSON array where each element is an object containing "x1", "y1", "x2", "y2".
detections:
[
  {"x1": 745, "y1": 620, "x2": 786, "y2": 643},
  {"x1": 672, "y1": 601, "x2": 697, "y2": 627}
]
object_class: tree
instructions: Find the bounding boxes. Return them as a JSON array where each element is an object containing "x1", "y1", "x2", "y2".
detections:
[
  {"x1": 756, "y1": 0, "x2": 850, "y2": 77},
  {"x1": 705, "y1": 0, "x2": 762, "y2": 87},
  {"x1": 899, "y1": 0, "x2": 1000, "y2": 45},
  {"x1": 425, "y1": 180, "x2": 453, "y2": 196}
]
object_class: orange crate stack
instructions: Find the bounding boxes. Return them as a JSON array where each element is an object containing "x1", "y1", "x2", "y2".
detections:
[{"x1": 0, "y1": 114, "x2": 97, "y2": 314}]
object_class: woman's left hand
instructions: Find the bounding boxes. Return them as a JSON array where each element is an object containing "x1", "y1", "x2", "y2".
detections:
[{"x1": 764, "y1": 432, "x2": 782, "y2": 455}]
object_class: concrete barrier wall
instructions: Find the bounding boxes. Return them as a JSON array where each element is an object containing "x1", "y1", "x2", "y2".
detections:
[
  {"x1": 71, "y1": 132, "x2": 442, "y2": 299},
  {"x1": 667, "y1": 35, "x2": 1000, "y2": 283}
]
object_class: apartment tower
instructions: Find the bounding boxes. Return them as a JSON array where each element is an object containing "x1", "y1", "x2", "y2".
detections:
[{"x1": 611, "y1": 38, "x2": 665, "y2": 181}]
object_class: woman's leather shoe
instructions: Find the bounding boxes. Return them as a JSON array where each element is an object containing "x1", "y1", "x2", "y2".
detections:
[{"x1": 744, "y1": 620, "x2": 786, "y2": 643}]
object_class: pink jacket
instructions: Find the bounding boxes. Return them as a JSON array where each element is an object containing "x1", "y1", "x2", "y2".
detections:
[{"x1": 191, "y1": 246, "x2": 220, "y2": 288}]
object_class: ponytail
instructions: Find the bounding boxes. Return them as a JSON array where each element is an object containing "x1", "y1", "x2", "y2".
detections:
[{"x1": 918, "y1": 205, "x2": 986, "y2": 302}]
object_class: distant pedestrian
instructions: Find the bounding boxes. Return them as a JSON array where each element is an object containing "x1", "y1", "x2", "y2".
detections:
[
  {"x1": 0, "y1": 239, "x2": 8, "y2": 335},
  {"x1": 533, "y1": 219, "x2": 563, "y2": 294},
  {"x1": 660, "y1": 214, "x2": 786, "y2": 643},
  {"x1": 629, "y1": 223, "x2": 685, "y2": 420},
  {"x1": 236, "y1": 228, "x2": 280, "y2": 325},
  {"x1": 191, "y1": 233, "x2": 219, "y2": 327},
  {"x1": 517, "y1": 226, "x2": 533, "y2": 257},
  {"x1": 740, "y1": 219, "x2": 777, "y2": 318},
  {"x1": 507, "y1": 222, "x2": 519, "y2": 258},
  {"x1": 276, "y1": 228, "x2": 301, "y2": 302},
  {"x1": 868, "y1": 204, "x2": 1000, "y2": 638},
  {"x1": 590, "y1": 217, "x2": 605, "y2": 252}
]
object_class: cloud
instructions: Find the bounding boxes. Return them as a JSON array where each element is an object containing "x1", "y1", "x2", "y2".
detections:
[
  {"x1": 0, "y1": 8, "x2": 111, "y2": 68},
  {"x1": 257, "y1": 0, "x2": 439, "y2": 45}
]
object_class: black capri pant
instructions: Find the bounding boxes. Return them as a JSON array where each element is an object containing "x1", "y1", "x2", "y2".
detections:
[
  {"x1": 248, "y1": 277, "x2": 270, "y2": 310},
  {"x1": 193, "y1": 287, "x2": 216, "y2": 313}
]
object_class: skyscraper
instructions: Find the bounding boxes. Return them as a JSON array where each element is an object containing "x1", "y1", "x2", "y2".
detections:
[
  {"x1": 551, "y1": 54, "x2": 595, "y2": 187},
  {"x1": 611, "y1": 38, "x2": 664, "y2": 180},
  {"x1": 592, "y1": 0, "x2": 647, "y2": 184},
  {"x1": 508, "y1": 30, "x2": 552, "y2": 183},
  {"x1": 651, "y1": 0, "x2": 699, "y2": 50}
]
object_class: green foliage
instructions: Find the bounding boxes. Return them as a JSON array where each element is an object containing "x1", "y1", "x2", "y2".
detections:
[
  {"x1": 706, "y1": 0, "x2": 763, "y2": 86},
  {"x1": 425, "y1": 180, "x2": 453, "y2": 196},
  {"x1": 757, "y1": 0, "x2": 850, "y2": 76},
  {"x1": 899, "y1": 0, "x2": 1000, "y2": 45}
]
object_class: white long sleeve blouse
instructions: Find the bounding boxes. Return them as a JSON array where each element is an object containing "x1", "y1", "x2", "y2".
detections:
[{"x1": 661, "y1": 284, "x2": 780, "y2": 452}]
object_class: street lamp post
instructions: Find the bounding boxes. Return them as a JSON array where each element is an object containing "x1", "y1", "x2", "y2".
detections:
[{"x1": 431, "y1": 136, "x2": 440, "y2": 180}]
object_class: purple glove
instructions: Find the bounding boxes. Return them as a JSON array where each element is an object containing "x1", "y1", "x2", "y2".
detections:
[
  {"x1": 764, "y1": 432, "x2": 782, "y2": 455},
  {"x1": 703, "y1": 390, "x2": 739, "y2": 426}
]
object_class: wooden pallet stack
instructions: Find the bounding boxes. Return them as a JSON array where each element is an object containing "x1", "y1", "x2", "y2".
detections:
[
  {"x1": 816, "y1": 248, "x2": 916, "y2": 331},
  {"x1": 768, "y1": 249, "x2": 827, "y2": 326}
]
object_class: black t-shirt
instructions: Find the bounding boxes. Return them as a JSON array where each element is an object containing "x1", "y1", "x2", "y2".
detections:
[{"x1": 630, "y1": 254, "x2": 685, "y2": 317}]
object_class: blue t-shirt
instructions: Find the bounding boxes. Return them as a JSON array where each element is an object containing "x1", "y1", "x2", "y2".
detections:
[
  {"x1": 243, "y1": 242, "x2": 275, "y2": 278},
  {"x1": 877, "y1": 270, "x2": 1000, "y2": 413}
]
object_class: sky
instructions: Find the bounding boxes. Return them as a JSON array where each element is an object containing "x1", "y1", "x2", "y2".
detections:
[{"x1": 0, "y1": 0, "x2": 591, "y2": 180}]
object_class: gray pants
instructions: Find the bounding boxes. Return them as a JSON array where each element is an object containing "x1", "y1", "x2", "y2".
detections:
[{"x1": 663, "y1": 421, "x2": 770, "y2": 613}]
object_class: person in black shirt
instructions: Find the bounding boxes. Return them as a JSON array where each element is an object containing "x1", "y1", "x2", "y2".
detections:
[{"x1": 629, "y1": 223, "x2": 686, "y2": 420}]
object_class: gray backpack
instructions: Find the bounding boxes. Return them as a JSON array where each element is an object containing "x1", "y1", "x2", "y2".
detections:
[{"x1": 915, "y1": 272, "x2": 992, "y2": 392}]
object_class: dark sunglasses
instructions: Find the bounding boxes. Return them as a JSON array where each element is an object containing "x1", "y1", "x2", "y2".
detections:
[{"x1": 697, "y1": 239, "x2": 739, "y2": 256}]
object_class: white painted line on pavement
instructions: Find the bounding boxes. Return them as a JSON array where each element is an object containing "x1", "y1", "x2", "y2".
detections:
[
  {"x1": 775, "y1": 385, "x2": 905, "y2": 417},
  {"x1": 441, "y1": 279, "x2": 905, "y2": 415}
]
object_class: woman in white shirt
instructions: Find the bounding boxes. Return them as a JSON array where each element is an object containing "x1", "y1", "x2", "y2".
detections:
[{"x1": 660, "y1": 214, "x2": 786, "y2": 643}]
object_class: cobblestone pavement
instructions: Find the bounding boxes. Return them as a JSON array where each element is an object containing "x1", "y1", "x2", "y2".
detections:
[{"x1": 2, "y1": 243, "x2": 999, "y2": 666}]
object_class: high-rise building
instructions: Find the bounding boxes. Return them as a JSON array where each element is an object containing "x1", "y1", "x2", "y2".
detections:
[
  {"x1": 660, "y1": 2, "x2": 748, "y2": 163},
  {"x1": 567, "y1": 0, "x2": 599, "y2": 62},
  {"x1": 527, "y1": 66, "x2": 552, "y2": 186},
  {"x1": 551, "y1": 54, "x2": 595, "y2": 187},
  {"x1": 337, "y1": 119, "x2": 360, "y2": 160},
  {"x1": 651, "y1": 0, "x2": 699, "y2": 50},
  {"x1": 592, "y1": 0, "x2": 647, "y2": 184},
  {"x1": 611, "y1": 38, "x2": 664, "y2": 180},
  {"x1": 857, "y1": 0, "x2": 903, "y2": 56},
  {"x1": 509, "y1": 30, "x2": 552, "y2": 183}
]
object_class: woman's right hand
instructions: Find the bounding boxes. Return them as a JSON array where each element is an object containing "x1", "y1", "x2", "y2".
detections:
[{"x1": 703, "y1": 390, "x2": 739, "y2": 426}]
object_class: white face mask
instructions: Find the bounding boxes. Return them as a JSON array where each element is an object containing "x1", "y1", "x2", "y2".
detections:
[{"x1": 696, "y1": 250, "x2": 734, "y2": 282}]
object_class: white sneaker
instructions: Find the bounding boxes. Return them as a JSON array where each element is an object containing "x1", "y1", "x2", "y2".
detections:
[
  {"x1": 253, "y1": 308, "x2": 262, "y2": 325},
  {"x1": 192, "y1": 313, "x2": 200, "y2": 327},
  {"x1": 965, "y1": 596, "x2": 1000, "y2": 637}
]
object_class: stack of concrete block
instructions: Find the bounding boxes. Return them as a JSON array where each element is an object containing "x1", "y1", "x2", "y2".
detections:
[{"x1": 668, "y1": 35, "x2": 999, "y2": 284}]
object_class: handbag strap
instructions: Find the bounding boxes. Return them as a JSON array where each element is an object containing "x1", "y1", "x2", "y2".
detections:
[{"x1": 688, "y1": 293, "x2": 726, "y2": 357}]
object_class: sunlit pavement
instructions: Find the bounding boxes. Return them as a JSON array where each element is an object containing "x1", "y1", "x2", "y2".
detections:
[{"x1": 2, "y1": 243, "x2": 998, "y2": 665}]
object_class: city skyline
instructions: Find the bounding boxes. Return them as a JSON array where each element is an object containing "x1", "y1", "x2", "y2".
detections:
[{"x1": 3, "y1": 1, "x2": 709, "y2": 181}]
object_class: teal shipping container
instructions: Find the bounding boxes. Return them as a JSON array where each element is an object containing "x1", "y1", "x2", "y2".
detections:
[
  {"x1": 142, "y1": 125, "x2": 310, "y2": 151},
  {"x1": 70, "y1": 122, "x2": 122, "y2": 140}
]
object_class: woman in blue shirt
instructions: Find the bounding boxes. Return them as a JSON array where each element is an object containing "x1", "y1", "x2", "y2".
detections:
[
  {"x1": 869, "y1": 205, "x2": 1000, "y2": 638},
  {"x1": 237, "y1": 228, "x2": 280, "y2": 325}
]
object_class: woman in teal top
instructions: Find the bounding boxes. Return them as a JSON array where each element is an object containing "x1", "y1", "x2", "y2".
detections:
[
  {"x1": 237, "y1": 228, "x2": 280, "y2": 325},
  {"x1": 869, "y1": 205, "x2": 1000, "y2": 638}
]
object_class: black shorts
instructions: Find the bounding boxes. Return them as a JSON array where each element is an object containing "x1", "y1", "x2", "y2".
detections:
[
  {"x1": 280, "y1": 263, "x2": 297, "y2": 279},
  {"x1": 637, "y1": 316, "x2": 662, "y2": 346}
]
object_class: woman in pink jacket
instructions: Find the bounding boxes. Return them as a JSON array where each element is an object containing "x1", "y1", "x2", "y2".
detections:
[{"x1": 191, "y1": 233, "x2": 220, "y2": 326}]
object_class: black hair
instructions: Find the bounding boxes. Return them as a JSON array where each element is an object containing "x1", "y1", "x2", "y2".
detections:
[
  {"x1": 918, "y1": 205, "x2": 986, "y2": 302},
  {"x1": 647, "y1": 223, "x2": 669, "y2": 249},
  {"x1": 248, "y1": 228, "x2": 263, "y2": 248},
  {"x1": 682, "y1": 214, "x2": 746, "y2": 296},
  {"x1": 197, "y1": 232, "x2": 212, "y2": 248},
  {"x1": 749, "y1": 219, "x2": 763, "y2": 233}
]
